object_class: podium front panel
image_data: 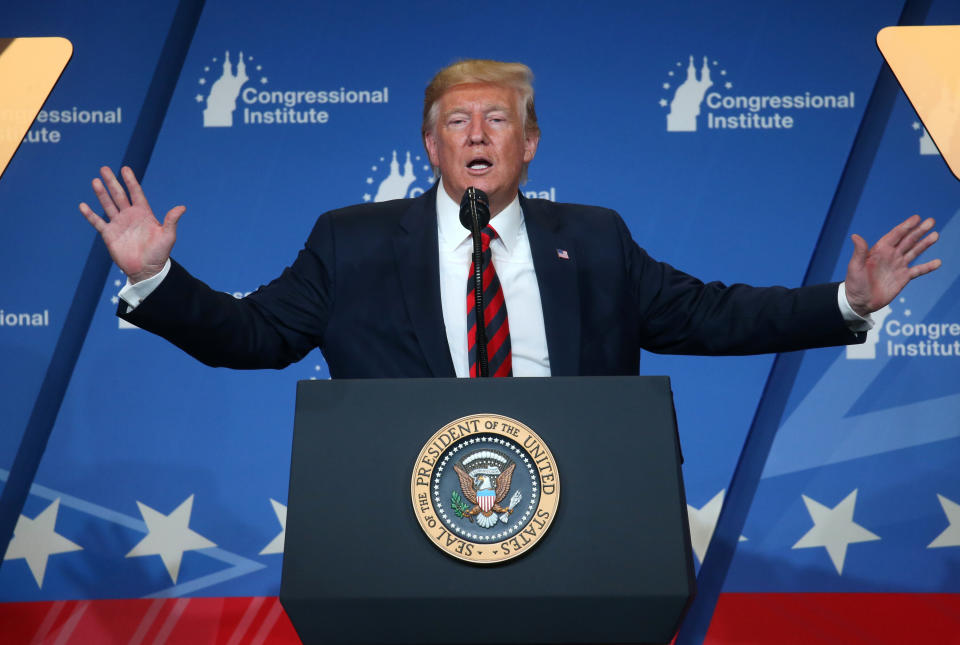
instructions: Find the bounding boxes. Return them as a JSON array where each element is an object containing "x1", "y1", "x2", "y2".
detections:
[{"x1": 281, "y1": 376, "x2": 694, "y2": 644}]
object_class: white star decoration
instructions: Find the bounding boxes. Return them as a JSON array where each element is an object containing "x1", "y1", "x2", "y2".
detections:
[
  {"x1": 928, "y1": 494, "x2": 960, "y2": 548},
  {"x1": 3, "y1": 498, "x2": 82, "y2": 588},
  {"x1": 259, "y1": 499, "x2": 287, "y2": 555},
  {"x1": 686, "y1": 490, "x2": 746, "y2": 565},
  {"x1": 126, "y1": 495, "x2": 216, "y2": 583},
  {"x1": 792, "y1": 489, "x2": 879, "y2": 574}
]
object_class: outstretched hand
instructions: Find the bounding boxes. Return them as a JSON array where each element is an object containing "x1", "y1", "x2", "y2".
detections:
[
  {"x1": 79, "y1": 166, "x2": 185, "y2": 283},
  {"x1": 844, "y1": 215, "x2": 941, "y2": 317}
]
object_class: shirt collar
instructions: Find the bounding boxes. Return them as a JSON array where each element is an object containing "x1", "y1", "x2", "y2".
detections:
[{"x1": 436, "y1": 177, "x2": 522, "y2": 254}]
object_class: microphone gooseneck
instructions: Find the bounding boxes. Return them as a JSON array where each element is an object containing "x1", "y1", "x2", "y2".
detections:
[{"x1": 460, "y1": 187, "x2": 491, "y2": 377}]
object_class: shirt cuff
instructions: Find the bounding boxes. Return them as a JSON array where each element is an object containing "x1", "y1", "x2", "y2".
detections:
[
  {"x1": 118, "y1": 260, "x2": 171, "y2": 311},
  {"x1": 838, "y1": 282, "x2": 874, "y2": 333}
]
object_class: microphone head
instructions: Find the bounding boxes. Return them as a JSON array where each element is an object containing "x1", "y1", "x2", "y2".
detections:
[{"x1": 459, "y1": 187, "x2": 491, "y2": 230}]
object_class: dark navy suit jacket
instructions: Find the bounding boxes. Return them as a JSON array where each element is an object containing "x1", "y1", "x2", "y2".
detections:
[{"x1": 121, "y1": 184, "x2": 863, "y2": 377}]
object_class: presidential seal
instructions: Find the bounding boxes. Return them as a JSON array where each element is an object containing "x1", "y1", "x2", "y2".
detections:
[{"x1": 410, "y1": 414, "x2": 560, "y2": 564}]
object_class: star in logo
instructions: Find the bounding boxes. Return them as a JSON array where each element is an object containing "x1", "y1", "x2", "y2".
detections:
[
  {"x1": 126, "y1": 495, "x2": 216, "y2": 583},
  {"x1": 259, "y1": 499, "x2": 287, "y2": 555},
  {"x1": 928, "y1": 494, "x2": 960, "y2": 548},
  {"x1": 686, "y1": 490, "x2": 746, "y2": 565},
  {"x1": 792, "y1": 489, "x2": 879, "y2": 574},
  {"x1": 3, "y1": 498, "x2": 82, "y2": 588}
]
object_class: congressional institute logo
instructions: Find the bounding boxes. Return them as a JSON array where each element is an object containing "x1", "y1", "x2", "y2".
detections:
[{"x1": 411, "y1": 414, "x2": 559, "y2": 564}]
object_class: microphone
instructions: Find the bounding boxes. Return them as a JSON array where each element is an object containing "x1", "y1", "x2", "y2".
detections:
[
  {"x1": 459, "y1": 186, "x2": 490, "y2": 231},
  {"x1": 460, "y1": 188, "x2": 491, "y2": 377}
]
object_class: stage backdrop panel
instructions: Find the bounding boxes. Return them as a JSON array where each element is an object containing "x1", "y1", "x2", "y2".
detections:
[
  {"x1": 715, "y1": 0, "x2": 960, "y2": 637},
  {"x1": 0, "y1": 2, "x2": 182, "y2": 479}
]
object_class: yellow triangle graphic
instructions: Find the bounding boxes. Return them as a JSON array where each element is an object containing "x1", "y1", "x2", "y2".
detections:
[
  {"x1": 0, "y1": 37, "x2": 73, "y2": 181},
  {"x1": 878, "y1": 26, "x2": 960, "y2": 180}
]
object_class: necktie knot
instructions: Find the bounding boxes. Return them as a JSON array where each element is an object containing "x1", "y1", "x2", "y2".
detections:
[{"x1": 480, "y1": 225, "x2": 499, "y2": 251}]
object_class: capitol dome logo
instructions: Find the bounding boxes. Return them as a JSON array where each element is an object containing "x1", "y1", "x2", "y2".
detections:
[
  {"x1": 663, "y1": 55, "x2": 725, "y2": 132},
  {"x1": 196, "y1": 50, "x2": 262, "y2": 127},
  {"x1": 913, "y1": 121, "x2": 941, "y2": 157},
  {"x1": 362, "y1": 150, "x2": 435, "y2": 202}
]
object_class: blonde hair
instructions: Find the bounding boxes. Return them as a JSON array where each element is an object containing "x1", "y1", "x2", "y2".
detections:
[{"x1": 422, "y1": 60, "x2": 540, "y2": 182}]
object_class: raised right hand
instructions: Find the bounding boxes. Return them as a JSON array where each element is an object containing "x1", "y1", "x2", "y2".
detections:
[{"x1": 79, "y1": 166, "x2": 185, "y2": 283}]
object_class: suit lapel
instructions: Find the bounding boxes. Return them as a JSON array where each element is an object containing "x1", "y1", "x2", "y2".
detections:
[
  {"x1": 393, "y1": 186, "x2": 456, "y2": 377},
  {"x1": 522, "y1": 196, "x2": 581, "y2": 376}
]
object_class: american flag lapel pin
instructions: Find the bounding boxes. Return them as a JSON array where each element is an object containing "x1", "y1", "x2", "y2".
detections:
[{"x1": 556, "y1": 248, "x2": 570, "y2": 260}]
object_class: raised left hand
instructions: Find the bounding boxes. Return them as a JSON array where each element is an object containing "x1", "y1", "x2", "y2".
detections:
[{"x1": 844, "y1": 214, "x2": 941, "y2": 317}]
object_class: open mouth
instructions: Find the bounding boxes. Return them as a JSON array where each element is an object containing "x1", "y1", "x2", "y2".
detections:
[{"x1": 467, "y1": 157, "x2": 492, "y2": 171}]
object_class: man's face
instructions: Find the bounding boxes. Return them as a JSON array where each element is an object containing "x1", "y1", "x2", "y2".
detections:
[{"x1": 424, "y1": 83, "x2": 539, "y2": 217}]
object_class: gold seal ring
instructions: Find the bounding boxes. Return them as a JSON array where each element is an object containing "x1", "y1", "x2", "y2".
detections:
[{"x1": 410, "y1": 413, "x2": 560, "y2": 564}]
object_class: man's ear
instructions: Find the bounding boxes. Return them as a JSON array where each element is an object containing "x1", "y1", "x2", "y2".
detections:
[{"x1": 523, "y1": 132, "x2": 539, "y2": 164}]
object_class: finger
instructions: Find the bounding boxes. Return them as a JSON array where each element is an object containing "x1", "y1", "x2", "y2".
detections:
[
  {"x1": 121, "y1": 166, "x2": 150, "y2": 208},
  {"x1": 896, "y1": 216, "x2": 935, "y2": 253},
  {"x1": 880, "y1": 214, "x2": 922, "y2": 248},
  {"x1": 78, "y1": 202, "x2": 107, "y2": 234},
  {"x1": 909, "y1": 258, "x2": 942, "y2": 279},
  {"x1": 162, "y1": 205, "x2": 186, "y2": 234},
  {"x1": 904, "y1": 230, "x2": 939, "y2": 263},
  {"x1": 100, "y1": 166, "x2": 131, "y2": 210},
  {"x1": 850, "y1": 233, "x2": 868, "y2": 265},
  {"x1": 91, "y1": 177, "x2": 119, "y2": 219}
]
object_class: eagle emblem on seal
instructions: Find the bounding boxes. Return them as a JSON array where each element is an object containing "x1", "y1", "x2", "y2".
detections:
[{"x1": 452, "y1": 449, "x2": 523, "y2": 529}]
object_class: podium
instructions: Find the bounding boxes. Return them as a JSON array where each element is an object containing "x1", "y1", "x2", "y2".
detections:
[{"x1": 280, "y1": 376, "x2": 694, "y2": 644}]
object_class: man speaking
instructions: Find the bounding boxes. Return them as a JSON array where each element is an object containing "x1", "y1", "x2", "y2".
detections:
[{"x1": 79, "y1": 60, "x2": 941, "y2": 376}]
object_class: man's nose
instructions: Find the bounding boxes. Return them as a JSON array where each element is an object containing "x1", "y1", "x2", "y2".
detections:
[{"x1": 467, "y1": 115, "x2": 487, "y2": 143}]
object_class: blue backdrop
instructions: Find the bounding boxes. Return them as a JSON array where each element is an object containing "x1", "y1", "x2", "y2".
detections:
[{"x1": 1, "y1": 0, "x2": 957, "y2": 639}]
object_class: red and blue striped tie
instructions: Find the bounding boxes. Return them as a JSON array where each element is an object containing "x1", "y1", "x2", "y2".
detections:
[{"x1": 467, "y1": 225, "x2": 512, "y2": 377}]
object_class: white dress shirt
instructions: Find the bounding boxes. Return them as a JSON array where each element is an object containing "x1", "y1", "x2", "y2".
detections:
[{"x1": 436, "y1": 179, "x2": 551, "y2": 377}]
